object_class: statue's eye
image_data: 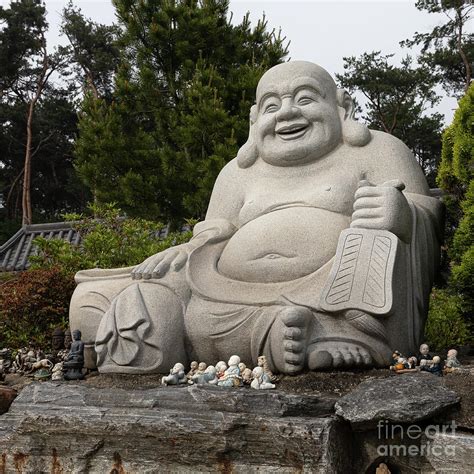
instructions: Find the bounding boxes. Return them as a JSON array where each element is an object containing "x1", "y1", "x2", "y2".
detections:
[
  {"x1": 264, "y1": 103, "x2": 279, "y2": 113},
  {"x1": 297, "y1": 96, "x2": 315, "y2": 105}
]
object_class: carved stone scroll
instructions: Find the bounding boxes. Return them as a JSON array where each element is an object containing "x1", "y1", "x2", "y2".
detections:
[{"x1": 320, "y1": 229, "x2": 399, "y2": 315}]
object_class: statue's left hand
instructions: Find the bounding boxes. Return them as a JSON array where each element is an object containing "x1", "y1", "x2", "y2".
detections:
[
  {"x1": 131, "y1": 244, "x2": 190, "y2": 280},
  {"x1": 351, "y1": 179, "x2": 413, "y2": 243}
]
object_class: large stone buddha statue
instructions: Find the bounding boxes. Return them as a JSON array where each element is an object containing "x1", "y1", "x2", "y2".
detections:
[{"x1": 70, "y1": 61, "x2": 442, "y2": 375}]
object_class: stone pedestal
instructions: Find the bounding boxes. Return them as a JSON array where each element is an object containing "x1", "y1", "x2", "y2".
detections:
[
  {"x1": 1, "y1": 374, "x2": 473, "y2": 473},
  {"x1": 0, "y1": 383, "x2": 348, "y2": 473}
]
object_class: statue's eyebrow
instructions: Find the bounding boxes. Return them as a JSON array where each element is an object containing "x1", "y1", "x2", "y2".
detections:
[
  {"x1": 258, "y1": 92, "x2": 279, "y2": 109},
  {"x1": 290, "y1": 77, "x2": 326, "y2": 98}
]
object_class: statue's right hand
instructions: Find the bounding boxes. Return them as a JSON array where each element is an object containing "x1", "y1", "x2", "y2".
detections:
[{"x1": 131, "y1": 244, "x2": 189, "y2": 280}]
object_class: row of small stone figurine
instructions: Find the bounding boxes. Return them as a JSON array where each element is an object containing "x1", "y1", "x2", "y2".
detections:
[
  {"x1": 389, "y1": 343, "x2": 463, "y2": 377},
  {"x1": 0, "y1": 328, "x2": 85, "y2": 382},
  {"x1": 161, "y1": 355, "x2": 277, "y2": 390}
]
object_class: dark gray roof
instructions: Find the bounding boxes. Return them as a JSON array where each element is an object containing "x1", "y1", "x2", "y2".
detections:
[
  {"x1": 0, "y1": 221, "x2": 182, "y2": 272},
  {"x1": 0, "y1": 222, "x2": 81, "y2": 272}
]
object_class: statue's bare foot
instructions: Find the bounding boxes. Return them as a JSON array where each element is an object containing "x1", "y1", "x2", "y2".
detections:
[
  {"x1": 307, "y1": 342, "x2": 372, "y2": 370},
  {"x1": 270, "y1": 306, "x2": 313, "y2": 375}
]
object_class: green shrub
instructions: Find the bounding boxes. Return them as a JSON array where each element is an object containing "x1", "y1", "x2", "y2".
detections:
[
  {"x1": 425, "y1": 288, "x2": 471, "y2": 350},
  {"x1": 2, "y1": 203, "x2": 194, "y2": 349},
  {"x1": 30, "y1": 202, "x2": 194, "y2": 273},
  {"x1": 0, "y1": 267, "x2": 75, "y2": 349}
]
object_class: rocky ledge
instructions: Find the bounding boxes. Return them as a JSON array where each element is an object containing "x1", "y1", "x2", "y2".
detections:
[
  {"x1": 0, "y1": 383, "x2": 347, "y2": 473},
  {"x1": 0, "y1": 373, "x2": 473, "y2": 473},
  {"x1": 335, "y1": 372, "x2": 461, "y2": 430}
]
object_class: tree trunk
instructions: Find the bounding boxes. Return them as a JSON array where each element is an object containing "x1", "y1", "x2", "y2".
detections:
[
  {"x1": 21, "y1": 35, "x2": 51, "y2": 226},
  {"x1": 456, "y1": 8, "x2": 472, "y2": 93},
  {"x1": 22, "y1": 100, "x2": 35, "y2": 225}
]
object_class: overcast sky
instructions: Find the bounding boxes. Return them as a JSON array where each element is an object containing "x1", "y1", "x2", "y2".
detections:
[{"x1": 2, "y1": 0, "x2": 462, "y2": 122}]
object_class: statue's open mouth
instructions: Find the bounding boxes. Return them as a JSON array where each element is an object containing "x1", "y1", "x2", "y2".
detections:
[{"x1": 276, "y1": 123, "x2": 308, "y2": 140}]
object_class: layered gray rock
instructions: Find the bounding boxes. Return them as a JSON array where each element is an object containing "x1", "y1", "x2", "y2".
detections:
[
  {"x1": 0, "y1": 382, "x2": 348, "y2": 473},
  {"x1": 335, "y1": 373, "x2": 460, "y2": 430}
]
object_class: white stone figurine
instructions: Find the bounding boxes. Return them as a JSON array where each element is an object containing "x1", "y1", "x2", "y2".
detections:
[
  {"x1": 187, "y1": 361, "x2": 198, "y2": 379},
  {"x1": 241, "y1": 368, "x2": 253, "y2": 384},
  {"x1": 196, "y1": 362, "x2": 207, "y2": 374},
  {"x1": 445, "y1": 349, "x2": 461, "y2": 369},
  {"x1": 69, "y1": 61, "x2": 442, "y2": 375},
  {"x1": 51, "y1": 362, "x2": 64, "y2": 381},
  {"x1": 191, "y1": 365, "x2": 218, "y2": 385},
  {"x1": 215, "y1": 361, "x2": 227, "y2": 379},
  {"x1": 251, "y1": 367, "x2": 276, "y2": 390},
  {"x1": 418, "y1": 344, "x2": 433, "y2": 365},
  {"x1": 161, "y1": 363, "x2": 187, "y2": 386},
  {"x1": 218, "y1": 355, "x2": 242, "y2": 387}
]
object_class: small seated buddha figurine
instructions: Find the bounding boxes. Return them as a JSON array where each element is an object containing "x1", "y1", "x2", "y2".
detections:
[
  {"x1": 417, "y1": 344, "x2": 433, "y2": 366},
  {"x1": 69, "y1": 61, "x2": 442, "y2": 375},
  {"x1": 444, "y1": 349, "x2": 462, "y2": 373},
  {"x1": 63, "y1": 330, "x2": 85, "y2": 380},
  {"x1": 218, "y1": 355, "x2": 243, "y2": 387}
]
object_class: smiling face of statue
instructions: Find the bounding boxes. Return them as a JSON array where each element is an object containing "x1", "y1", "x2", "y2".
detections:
[{"x1": 255, "y1": 61, "x2": 342, "y2": 167}]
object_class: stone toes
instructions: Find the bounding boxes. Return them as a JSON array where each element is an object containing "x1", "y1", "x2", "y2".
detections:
[
  {"x1": 280, "y1": 307, "x2": 312, "y2": 327},
  {"x1": 307, "y1": 350, "x2": 333, "y2": 370},
  {"x1": 284, "y1": 341, "x2": 304, "y2": 353},
  {"x1": 341, "y1": 348, "x2": 354, "y2": 367},
  {"x1": 285, "y1": 363, "x2": 304, "y2": 375},
  {"x1": 285, "y1": 352, "x2": 304, "y2": 365},
  {"x1": 359, "y1": 347, "x2": 372, "y2": 366},
  {"x1": 332, "y1": 350, "x2": 345, "y2": 368},
  {"x1": 353, "y1": 348, "x2": 363, "y2": 366},
  {"x1": 284, "y1": 327, "x2": 303, "y2": 341}
]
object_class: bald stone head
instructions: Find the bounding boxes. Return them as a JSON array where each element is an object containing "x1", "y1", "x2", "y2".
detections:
[
  {"x1": 253, "y1": 61, "x2": 343, "y2": 166},
  {"x1": 256, "y1": 61, "x2": 338, "y2": 107},
  {"x1": 236, "y1": 60, "x2": 371, "y2": 168}
]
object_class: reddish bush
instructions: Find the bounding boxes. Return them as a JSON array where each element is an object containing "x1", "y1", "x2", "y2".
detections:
[{"x1": 0, "y1": 267, "x2": 75, "y2": 349}]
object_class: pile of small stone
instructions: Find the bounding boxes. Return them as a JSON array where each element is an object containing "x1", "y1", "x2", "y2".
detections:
[{"x1": 161, "y1": 355, "x2": 278, "y2": 390}]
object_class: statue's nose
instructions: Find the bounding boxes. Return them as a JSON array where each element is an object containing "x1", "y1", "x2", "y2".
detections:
[{"x1": 275, "y1": 98, "x2": 299, "y2": 121}]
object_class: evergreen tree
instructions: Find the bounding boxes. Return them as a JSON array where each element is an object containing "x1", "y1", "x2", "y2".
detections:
[
  {"x1": 337, "y1": 52, "x2": 443, "y2": 186},
  {"x1": 401, "y1": 0, "x2": 473, "y2": 97},
  {"x1": 74, "y1": 0, "x2": 288, "y2": 223},
  {"x1": 61, "y1": 1, "x2": 121, "y2": 100},
  {"x1": 437, "y1": 83, "x2": 473, "y2": 313},
  {"x1": 0, "y1": 0, "x2": 70, "y2": 225},
  {"x1": 425, "y1": 84, "x2": 473, "y2": 348}
]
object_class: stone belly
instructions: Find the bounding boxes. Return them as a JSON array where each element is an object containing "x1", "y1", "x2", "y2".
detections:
[{"x1": 217, "y1": 207, "x2": 349, "y2": 283}]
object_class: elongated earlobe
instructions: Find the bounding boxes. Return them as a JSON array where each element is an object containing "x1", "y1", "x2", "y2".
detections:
[
  {"x1": 237, "y1": 105, "x2": 259, "y2": 168},
  {"x1": 337, "y1": 89, "x2": 371, "y2": 147},
  {"x1": 237, "y1": 141, "x2": 258, "y2": 168}
]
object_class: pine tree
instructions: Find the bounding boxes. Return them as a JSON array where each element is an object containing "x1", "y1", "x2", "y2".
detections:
[
  {"x1": 336, "y1": 52, "x2": 443, "y2": 186},
  {"x1": 401, "y1": 0, "x2": 473, "y2": 97},
  {"x1": 74, "y1": 0, "x2": 288, "y2": 223}
]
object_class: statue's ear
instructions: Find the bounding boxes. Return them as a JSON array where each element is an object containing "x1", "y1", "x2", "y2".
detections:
[
  {"x1": 337, "y1": 88, "x2": 371, "y2": 147},
  {"x1": 337, "y1": 89, "x2": 356, "y2": 120},
  {"x1": 237, "y1": 104, "x2": 259, "y2": 168},
  {"x1": 249, "y1": 104, "x2": 257, "y2": 124}
]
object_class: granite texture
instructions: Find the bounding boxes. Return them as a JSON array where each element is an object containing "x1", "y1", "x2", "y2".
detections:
[
  {"x1": 335, "y1": 372, "x2": 460, "y2": 429},
  {"x1": 0, "y1": 382, "x2": 348, "y2": 473},
  {"x1": 69, "y1": 61, "x2": 442, "y2": 375}
]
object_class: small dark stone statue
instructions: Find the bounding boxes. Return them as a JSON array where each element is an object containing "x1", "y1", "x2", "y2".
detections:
[
  {"x1": 52, "y1": 328, "x2": 65, "y2": 352},
  {"x1": 63, "y1": 330, "x2": 85, "y2": 380},
  {"x1": 64, "y1": 329, "x2": 73, "y2": 351}
]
